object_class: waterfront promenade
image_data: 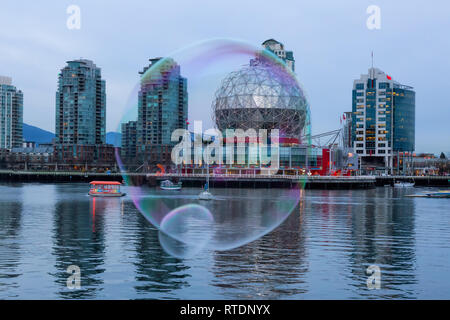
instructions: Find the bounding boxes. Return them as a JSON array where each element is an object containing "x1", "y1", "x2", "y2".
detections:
[{"x1": 0, "y1": 169, "x2": 448, "y2": 188}]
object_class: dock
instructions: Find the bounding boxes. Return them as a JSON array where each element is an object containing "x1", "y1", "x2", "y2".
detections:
[{"x1": 0, "y1": 170, "x2": 448, "y2": 189}]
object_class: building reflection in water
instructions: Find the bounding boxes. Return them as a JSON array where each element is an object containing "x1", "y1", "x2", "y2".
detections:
[
  {"x1": 210, "y1": 187, "x2": 417, "y2": 299},
  {"x1": 0, "y1": 185, "x2": 23, "y2": 297},
  {"x1": 128, "y1": 211, "x2": 191, "y2": 296},
  {"x1": 51, "y1": 185, "x2": 107, "y2": 299},
  {"x1": 347, "y1": 187, "x2": 417, "y2": 298},
  {"x1": 211, "y1": 188, "x2": 308, "y2": 299},
  {"x1": 0, "y1": 183, "x2": 424, "y2": 299}
]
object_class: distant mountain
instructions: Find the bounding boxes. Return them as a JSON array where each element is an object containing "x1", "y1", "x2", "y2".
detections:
[
  {"x1": 23, "y1": 123, "x2": 121, "y2": 147},
  {"x1": 23, "y1": 123, "x2": 55, "y2": 145},
  {"x1": 106, "y1": 132, "x2": 121, "y2": 147}
]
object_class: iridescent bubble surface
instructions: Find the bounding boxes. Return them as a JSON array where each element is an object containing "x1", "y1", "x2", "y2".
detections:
[{"x1": 116, "y1": 39, "x2": 311, "y2": 256}]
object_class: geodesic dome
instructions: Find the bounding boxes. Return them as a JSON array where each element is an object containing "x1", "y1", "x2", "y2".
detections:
[{"x1": 212, "y1": 58, "x2": 308, "y2": 138}]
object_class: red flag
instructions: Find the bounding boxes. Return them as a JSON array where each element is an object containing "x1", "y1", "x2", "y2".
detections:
[
  {"x1": 343, "y1": 114, "x2": 346, "y2": 120},
  {"x1": 387, "y1": 75, "x2": 392, "y2": 80}
]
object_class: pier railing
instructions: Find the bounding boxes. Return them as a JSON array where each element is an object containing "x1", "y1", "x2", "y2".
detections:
[
  {"x1": 1, "y1": 169, "x2": 448, "y2": 186},
  {"x1": 147, "y1": 172, "x2": 376, "y2": 181},
  {"x1": 1, "y1": 169, "x2": 447, "y2": 179},
  {"x1": 0, "y1": 169, "x2": 376, "y2": 183}
]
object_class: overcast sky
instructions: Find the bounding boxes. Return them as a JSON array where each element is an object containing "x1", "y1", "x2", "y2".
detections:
[{"x1": 1, "y1": 0, "x2": 449, "y2": 153}]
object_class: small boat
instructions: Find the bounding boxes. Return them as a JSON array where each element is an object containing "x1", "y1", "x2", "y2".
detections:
[
  {"x1": 199, "y1": 190, "x2": 213, "y2": 200},
  {"x1": 88, "y1": 181, "x2": 126, "y2": 197},
  {"x1": 198, "y1": 159, "x2": 213, "y2": 200},
  {"x1": 394, "y1": 182, "x2": 415, "y2": 188},
  {"x1": 160, "y1": 180, "x2": 182, "y2": 191}
]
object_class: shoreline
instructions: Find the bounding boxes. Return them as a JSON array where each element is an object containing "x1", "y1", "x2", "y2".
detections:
[{"x1": 1, "y1": 169, "x2": 448, "y2": 188}]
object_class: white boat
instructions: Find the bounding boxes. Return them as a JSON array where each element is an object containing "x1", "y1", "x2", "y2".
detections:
[
  {"x1": 198, "y1": 155, "x2": 213, "y2": 200},
  {"x1": 160, "y1": 180, "x2": 182, "y2": 191},
  {"x1": 198, "y1": 190, "x2": 213, "y2": 200},
  {"x1": 394, "y1": 182, "x2": 415, "y2": 188}
]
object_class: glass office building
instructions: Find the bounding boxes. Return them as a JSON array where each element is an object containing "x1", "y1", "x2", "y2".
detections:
[
  {"x1": 351, "y1": 67, "x2": 415, "y2": 173},
  {"x1": 136, "y1": 58, "x2": 188, "y2": 165},
  {"x1": 121, "y1": 120, "x2": 137, "y2": 160},
  {"x1": 392, "y1": 86, "x2": 415, "y2": 152},
  {"x1": 55, "y1": 59, "x2": 106, "y2": 145},
  {"x1": 0, "y1": 76, "x2": 23, "y2": 150}
]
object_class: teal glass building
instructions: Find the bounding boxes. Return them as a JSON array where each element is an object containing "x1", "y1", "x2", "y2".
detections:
[
  {"x1": 392, "y1": 85, "x2": 415, "y2": 152},
  {"x1": 55, "y1": 59, "x2": 106, "y2": 146},
  {"x1": 135, "y1": 58, "x2": 188, "y2": 166},
  {"x1": 0, "y1": 76, "x2": 23, "y2": 149},
  {"x1": 121, "y1": 120, "x2": 137, "y2": 160}
]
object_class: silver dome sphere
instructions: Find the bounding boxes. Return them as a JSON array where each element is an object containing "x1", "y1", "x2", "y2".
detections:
[{"x1": 212, "y1": 57, "x2": 308, "y2": 138}]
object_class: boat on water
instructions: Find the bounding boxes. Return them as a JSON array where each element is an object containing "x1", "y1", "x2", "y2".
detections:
[
  {"x1": 198, "y1": 190, "x2": 213, "y2": 200},
  {"x1": 160, "y1": 180, "x2": 182, "y2": 191},
  {"x1": 394, "y1": 182, "x2": 415, "y2": 188},
  {"x1": 198, "y1": 157, "x2": 213, "y2": 200},
  {"x1": 199, "y1": 182, "x2": 213, "y2": 200},
  {"x1": 88, "y1": 181, "x2": 126, "y2": 197}
]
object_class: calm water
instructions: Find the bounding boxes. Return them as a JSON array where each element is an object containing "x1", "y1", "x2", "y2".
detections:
[{"x1": 0, "y1": 183, "x2": 449, "y2": 299}]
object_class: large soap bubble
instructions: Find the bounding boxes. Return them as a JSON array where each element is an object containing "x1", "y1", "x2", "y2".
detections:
[
  {"x1": 158, "y1": 204, "x2": 214, "y2": 258},
  {"x1": 116, "y1": 38, "x2": 311, "y2": 258}
]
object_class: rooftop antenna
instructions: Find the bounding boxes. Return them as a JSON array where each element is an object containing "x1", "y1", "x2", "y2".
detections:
[
  {"x1": 370, "y1": 51, "x2": 374, "y2": 78},
  {"x1": 371, "y1": 51, "x2": 374, "y2": 69}
]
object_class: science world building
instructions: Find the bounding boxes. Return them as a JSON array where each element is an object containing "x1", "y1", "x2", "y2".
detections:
[{"x1": 212, "y1": 53, "x2": 308, "y2": 142}]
